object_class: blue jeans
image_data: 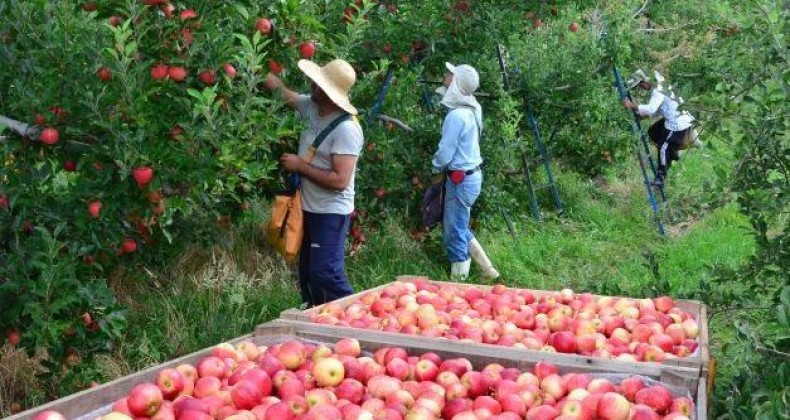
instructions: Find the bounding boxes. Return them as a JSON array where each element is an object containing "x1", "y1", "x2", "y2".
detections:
[
  {"x1": 443, "y1": 171, "x2": 482, "y2": 262},
  {"x1": 298, "y1": 212, "x2": 354, "y2": 307}
]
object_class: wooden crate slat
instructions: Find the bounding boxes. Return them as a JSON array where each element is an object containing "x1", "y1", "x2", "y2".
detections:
[{"x1": 264, "y1": 319, "x2": 701, "y2": 389}]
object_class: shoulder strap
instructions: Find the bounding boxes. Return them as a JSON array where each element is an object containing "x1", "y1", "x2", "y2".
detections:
[
  {"x1": 291, "y1": 113, "x2": 353, "y2": 191},
  {"x1": 309, "y1": 113, "x2": 352, "y2": 155}
]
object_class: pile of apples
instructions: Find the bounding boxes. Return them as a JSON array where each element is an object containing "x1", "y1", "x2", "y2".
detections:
[
  {"x1": 34, "y1": 338, "x2": 695, "y2": 420},
  {"x1": 308, "y1": 280, "x2": 701, "y2": 362}
]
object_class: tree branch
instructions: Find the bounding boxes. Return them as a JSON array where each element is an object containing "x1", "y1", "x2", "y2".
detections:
[
  {"x1": 631, "y1": 0, "x2": 650, "y2": 19},
  {"x1": 638, "y1": 22, "x2": 698, "y2": 33},
  {"x1": 0, "y1": 114, "x2": 39, "y2": 141},
  {"x1": 755, "y1": 344, "x2": 790, "y2": 359}
]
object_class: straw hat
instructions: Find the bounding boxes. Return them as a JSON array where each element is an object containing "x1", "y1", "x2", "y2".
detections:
[
  {"x1": 627, "y1": 69, "x2": 649, "y2": 88},
  {"x1": 297, "y1": 59, "x2": 358, "y2": 115}
]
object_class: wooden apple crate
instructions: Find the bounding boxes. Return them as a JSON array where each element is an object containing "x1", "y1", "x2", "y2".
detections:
[
  {"x1": 9, "y1": 319, "x2": 707, "y2": 420},
  {"x1": 279, "y1": 277, "x2": 712, "y2": 389}
]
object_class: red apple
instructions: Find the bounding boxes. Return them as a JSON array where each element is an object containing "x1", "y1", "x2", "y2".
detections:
[
  {"x1": 635, "y1": 385, "x2": 672, "y2": 414},
  {"x1": 443, "y1": 398, "x2": 473, "y2": 419},
  {"x1": 231, "y1": 380, "x2": 262, "y2": 410},
  {"x1": 241, "y1": 368, "x2": 272, "y2": 396},
  {"x1": 630, "y1": 405, "x2": 661, "y2": 420},
  {"x1": 151, "y1": 63, "x2": 169, "y2": 80},
  {"x1": 526, "y1": 404, "x2": 560, "y2": 420},
  {"x1": 569, "y1": 22, "x2": 579, "y2": 32},
  {"x1": 299, "y1": 42, "x2": 316, "y2": 59},
  {"x1": 198, "y1": 70, "x2": 216, "y2": 85},
  {"x1": 540, "y1": 374, "x2": 567, "y2": 400},
  {"x1": 618, "y1": 376, "x2": 645, "y2": 402},
  {"x1": 180, "y1": 9, "x2": 198, "y2": 20},
  {"x1": 168, "y1": 66, "x2": 187, "y2": 82},
  {"x1": 128, "y1": 383, "x2": 164, "y2": 417},
  {"x1": 334, "y1": 338, "x2": 361, "y2": 357},
  {"x1": 385, "y1": 358, "x2": 409, "y2": 380},
  {"x1": 473, "y1": 395, "x2": 502, "y2": 415},
  {"x1": 268, "y1": 60, "x2": 283, "y2": 75},
  {"x1": 336, "y1": 378, "x2": 365, "y2": 404},
  {"x1": 653, "y1": 296, "x2": 675, "y2": 313},
  {"x1": 223, "y1": 63, "x2": 237, "y2": 79},
  {"x1": 533, "y1": 361, "x2": 558, "y2": 379},
  {"x1": 367, "y1": 375, "x2": 402, "y2": 399},
  {"x1": 669, "y1": 396, "x2": 694, "y2": 417},
  {"x1": 312, "y1": 357, "x2": 345, "y2": 387},
  {"x1": 176, "y1": 364, "x2": 198, "y2": 383},
  {"x1": 121, "y1": 238, "x2": 137, "y2": 254},
  {"x1": 278, "y1": 377, "x2": 305, "y2": 398},
  {"x1": 112, "y1": 397, "x2": 132, "y2": 415},
  {"x1": 156, "y1": 368, "x2": 185, "y2": 400},
  {"x1": 88, "y1": 200, "x2": 102, "y2": 218},
  {"x1": 132, "y1": 166, "x2": 154, "y2": 186},
  {"x1": 40, "y1": 127, "x2": 59, "y2": 145},
  {"x1": 33, "y1": 411, "x2": 66, "y2": 420},
  {"x1": 197, "y1": 356, "x2": 226, "y2": 378},
  {"x1": 596, "y1": 392, "x2": 630, "y2": 420},
  {"x1": 193, "y1": 376, "x2": 221, "y2": 398},
  {"x1": 255, "y1": 18, "x2": 273, "y2": 35},
  {"x1": 681, "y1": 319, "x2": 699, "y2": 339},
  {"x1": 551, "y1": 331, "x2": 578, "y2": 353},
  {"x1": 97, "y1": 66, "x2": 112, "y2": 82}
]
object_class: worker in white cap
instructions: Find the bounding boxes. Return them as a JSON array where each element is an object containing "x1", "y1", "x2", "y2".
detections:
[
  {"x1": 432, "y1": 62, "x2": 499, "y2": 281},
  {"x1": 263, "y1": 59, "x2": 363, "y2": 306},
  {"x1": 623, "y1": 69, "x2": 697, "y2": 187}
]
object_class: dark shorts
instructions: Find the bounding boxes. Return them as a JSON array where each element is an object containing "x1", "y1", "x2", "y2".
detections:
[
  {"x1": 298, "y1": 211, "x2": 353, "y2": 307},
  {"x1": 648, "y1": 118, "x2": 688, "y2": 147}
]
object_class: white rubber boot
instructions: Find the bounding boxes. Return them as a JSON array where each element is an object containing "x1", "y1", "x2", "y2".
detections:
[
  {"x1": 469, "y1": 238, "x2": 500, "y2": 280},
  {"x1": 450, "y1": 259, "x2": 471, "y2": 282}
]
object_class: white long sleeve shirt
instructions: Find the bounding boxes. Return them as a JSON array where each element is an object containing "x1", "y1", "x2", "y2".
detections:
[{"x1": 637, "y1": 89, "x2": 693, "y2": 131}]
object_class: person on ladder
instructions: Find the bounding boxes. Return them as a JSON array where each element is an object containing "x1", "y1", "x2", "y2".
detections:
[
  {"x1": 622, "y1": 69, "x2": 700, "y2": 187},
  {"x1": 431, "y1": 62, "x2": 499, "y2": 281}
]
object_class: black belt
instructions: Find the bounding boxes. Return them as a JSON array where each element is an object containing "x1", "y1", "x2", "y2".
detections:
[{"x1": 448, "y1": 165, "x2": 481, "y2": 176}]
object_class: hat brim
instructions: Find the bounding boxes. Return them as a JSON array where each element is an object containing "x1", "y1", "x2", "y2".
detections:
[
  {"x1": 297, "y1": 60, "x2": 358, "y2": 115},
  {"x1": 445, "y1": 62, "x2": 457, "y2": 74}
]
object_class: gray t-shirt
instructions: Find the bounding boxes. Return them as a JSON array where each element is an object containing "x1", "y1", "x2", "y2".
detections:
[{"x1": 296, "y1": 95, "x2": 364, "y2": 215}]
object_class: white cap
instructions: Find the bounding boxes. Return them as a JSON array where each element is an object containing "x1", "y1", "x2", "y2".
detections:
[{"x1": 446, "y1": 62, "x2": 480, "y2": 95}]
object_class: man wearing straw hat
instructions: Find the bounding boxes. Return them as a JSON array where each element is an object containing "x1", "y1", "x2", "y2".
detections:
[
  {"x1": 263, "y1": 59, "x2": 363, "y2": 306},
  {"x1": 623, "y1": 69, "x2": 699, "y2": 187},
  {"x1": 432, "y1": 62, "x2": 499, "y2": 281}
]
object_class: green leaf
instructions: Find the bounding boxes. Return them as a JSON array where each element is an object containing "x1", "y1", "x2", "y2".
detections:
[
  {"x1": 186, "y1": 89, "x2": 204, "y2": 101},
  {"x1": 234, "y1": 4, "x2": 250, "y2": 20}
]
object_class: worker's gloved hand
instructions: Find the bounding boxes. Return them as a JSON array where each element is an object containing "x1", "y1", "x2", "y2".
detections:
[{"x1": 622, "y1": 99, "x2": 635, "y2": 109}]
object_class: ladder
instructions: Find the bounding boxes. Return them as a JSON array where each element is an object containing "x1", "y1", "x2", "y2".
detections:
[
  {"x1": 612, "y1": 65, "x2": 666, "y2": 236},
  {"x1": 612, "y1": 67, "x2": 667, "y2": 203},
  {"x1": 366, "y1": 68, "x2": 395, "y2": 126},
  {"x1": 497, "y1": 44, "x2": 563, "y2": 222}
]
